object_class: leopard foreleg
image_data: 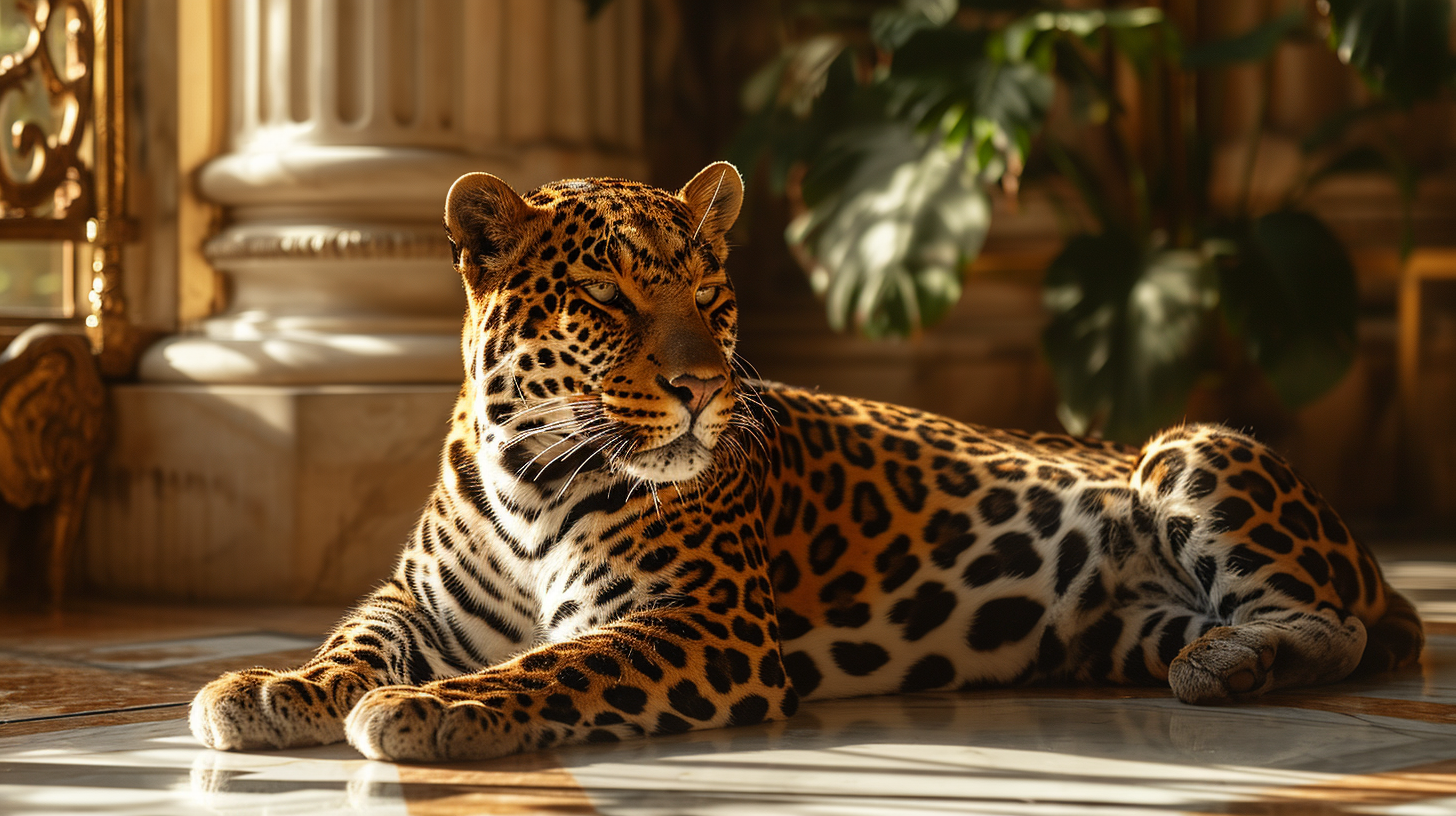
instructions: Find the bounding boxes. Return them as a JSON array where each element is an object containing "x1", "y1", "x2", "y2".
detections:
[{"x1": 344, "y1": 610, "x2": 797, "y2": 762}]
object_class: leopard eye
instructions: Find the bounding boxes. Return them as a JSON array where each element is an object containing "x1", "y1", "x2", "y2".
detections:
[
  {"x1": 695, "y1": 285, "x2": 719, "y2": 307},
  {"x1": 583, "y1": 281, "x2": 619, "y2": 305}
]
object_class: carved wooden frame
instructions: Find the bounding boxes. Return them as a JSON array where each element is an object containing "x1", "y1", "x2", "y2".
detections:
[
  {"x1": 0, "y1": 0, "x2": 135, "y2": 603},
  {"x1": 0, "y1": 328, "x2": 104, "y2": 601}
]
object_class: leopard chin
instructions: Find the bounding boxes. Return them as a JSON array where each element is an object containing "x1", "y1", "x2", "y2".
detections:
[{"x1": 619, "y1": 434, "x2": 714, "y2": 484}]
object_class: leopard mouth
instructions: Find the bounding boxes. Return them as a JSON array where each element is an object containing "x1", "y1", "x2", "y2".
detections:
[
  {"x1": 618, "y1": 434, "x2": 714, "y2": 484},
  {"x1": 501, "y1": 397, "x2": 722, "y2": 488}
]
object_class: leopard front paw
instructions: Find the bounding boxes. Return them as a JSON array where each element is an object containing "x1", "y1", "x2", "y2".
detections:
[
  {"x1": 190, "y1": 668, "x2": 368, "y2": 751},
  {"x1": 344, "y1": 686, "x2": 511, "y2": 762}
]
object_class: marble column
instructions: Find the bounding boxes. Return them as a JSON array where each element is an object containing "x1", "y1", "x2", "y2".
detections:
[
  {"x1": 142, "y1": 0, "x2": 645, "y2": 384},
  {"x1": 87, "y1": 0, "x2": 645, "y2": 602}
]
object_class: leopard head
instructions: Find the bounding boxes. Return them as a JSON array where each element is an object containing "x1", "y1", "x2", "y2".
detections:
[{"x1": 444, "y1": 162, "x2": 745, "y2": 486}]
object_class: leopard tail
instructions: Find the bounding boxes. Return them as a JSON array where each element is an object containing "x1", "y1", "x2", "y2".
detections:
[{"x1": 1354, "y1": 583, "x2": 1425, "y2": 675}]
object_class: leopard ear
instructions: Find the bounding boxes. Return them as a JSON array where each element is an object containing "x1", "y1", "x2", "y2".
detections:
[
  {"x1": 679, "y1": 161, "x2": 744, "y2": 244},
  {"x1": 444, "y1": 172, "x2": 537, "y2": 280}
]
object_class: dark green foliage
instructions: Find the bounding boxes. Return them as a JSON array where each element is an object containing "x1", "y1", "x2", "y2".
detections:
[
  {"x1": 1217, "y1": 211, "x2": 1359, "y2": 409},
  {"x1": 1042, "y1": 233, "x2": 1217, "y2": 441},
  {"x1": 1325, "y1": 0, "x2": 1452, "y2": 107},
  {"x1": 786, "y1": 122, "x2": 991, "y2": 337}
]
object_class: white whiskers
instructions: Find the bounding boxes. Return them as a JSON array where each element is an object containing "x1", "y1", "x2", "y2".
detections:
[{"x1": 691, "y1": 168, "x2": 728, "y2": 243}]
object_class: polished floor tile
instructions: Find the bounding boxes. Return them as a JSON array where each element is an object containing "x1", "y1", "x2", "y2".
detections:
[
  {"x1": 8, "y1": 674, "x2": 1456, "y2": 815},
  {"x1": 0, "y1": 602, "x2": 336, "y2": 738},
  {"x1": 5, "y1": 560, "x2": 1456, "y2": 815}
]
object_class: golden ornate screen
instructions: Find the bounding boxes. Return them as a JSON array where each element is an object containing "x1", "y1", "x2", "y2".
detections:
[{"x1": 0, "y1": 0, "x2": 139, "y2": 376}]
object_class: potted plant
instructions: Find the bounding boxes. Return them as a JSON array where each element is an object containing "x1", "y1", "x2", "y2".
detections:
[{"x1": 725, "y1": 0, "x2": 1453, "y2": 442}]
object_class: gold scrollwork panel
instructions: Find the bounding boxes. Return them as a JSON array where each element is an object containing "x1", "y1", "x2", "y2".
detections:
[{"x1": 0, "y1": 0, "x2": 95, "y2": 237}]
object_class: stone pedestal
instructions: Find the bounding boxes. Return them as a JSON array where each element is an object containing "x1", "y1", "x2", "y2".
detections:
[
  {"x1": 82, "y1": 0, "x2": 645, "y2": 601},
  {"x1": 83, "y1": 383, "x2": 457, "y2": 602}
]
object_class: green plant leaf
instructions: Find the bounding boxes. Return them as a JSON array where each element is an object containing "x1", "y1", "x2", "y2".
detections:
[
  {"x1": 871, "y1": 0, "x2": 958, "y2": 51},
  {"x1": 1042, "y1": 232, "x2": 1218, "y2": 442},
  {"x1": 1001, "y1": 8, "x2": 1166, "y2": 64},
  {"x1": 1181, "y1": 8, "x2": 1305, "y2": 69},
  {"x1": 887, "y1": 30, "x2": 1054, "y2": 188},
  {"x1": 730, "y1": 45, "x2": 862, "y2": 195},
  {"x1": 1218, "y1": 210, "x2": 1358, "y2": 407},
  {"x1": 974, "y1": 61, "x2": 1056, "y2": 142},
  {"x1": 787, "y1": 124, "x2": 991, "y2": 338},
  {"x1": 1325, "y1": 0, "x2": 1453, "y2": 106},
  {"x1": 890, "y1": 26, "x2": 991, "y2": 80}
]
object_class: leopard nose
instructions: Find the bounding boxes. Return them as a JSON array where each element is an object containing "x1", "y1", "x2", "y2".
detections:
[{"x1": 660, "y1": 373, "x2": 726, "y2": 418}]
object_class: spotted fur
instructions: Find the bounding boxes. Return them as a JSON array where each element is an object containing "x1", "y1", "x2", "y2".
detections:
[{"x1": 191, "y1": 163, "x2": 1423, "y2": 762}]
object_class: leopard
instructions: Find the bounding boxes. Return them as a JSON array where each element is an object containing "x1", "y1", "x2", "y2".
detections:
[{"x1": 190, "y1": 161, "x2": 1424, "y2": 763}]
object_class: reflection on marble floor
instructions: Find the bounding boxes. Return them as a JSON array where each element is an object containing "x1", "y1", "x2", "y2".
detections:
[
  {"x1": 6, "y1": 557, "x2": 1456, "y2": 815},
  {"x1": 11, "y1": 679, "x2": 1456, "y2": 816}
]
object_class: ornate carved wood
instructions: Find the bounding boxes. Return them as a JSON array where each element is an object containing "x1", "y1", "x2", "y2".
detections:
[{"x1": 0, "y1": 328, "x2": 104, "y2": 602}]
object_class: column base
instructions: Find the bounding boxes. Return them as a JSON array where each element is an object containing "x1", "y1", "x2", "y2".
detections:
[
  {"x1": 82, "y1": 383, "x2": 458, "y2": 602},
  {"x1": 138, "y1": 334, "x2": 463, "y2": 385}
]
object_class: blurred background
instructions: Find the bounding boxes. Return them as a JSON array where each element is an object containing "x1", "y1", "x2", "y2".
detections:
[{"x1": 0, "y1": 0, "x2": 1453, "y2": 607}]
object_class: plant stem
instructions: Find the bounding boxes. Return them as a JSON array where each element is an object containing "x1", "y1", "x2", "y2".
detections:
[{"x1": 1045, "y1": 139, "x2": 1109, "y2": 233}]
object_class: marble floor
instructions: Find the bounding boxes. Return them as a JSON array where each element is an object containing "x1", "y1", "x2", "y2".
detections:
[{"x1": 6, "y1": 552, "x2": 1456, "y2": 815}]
